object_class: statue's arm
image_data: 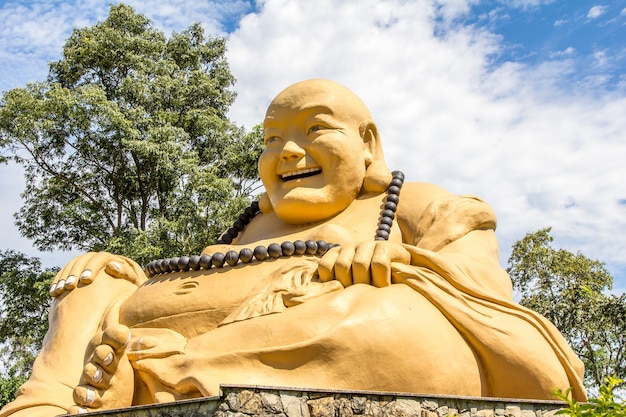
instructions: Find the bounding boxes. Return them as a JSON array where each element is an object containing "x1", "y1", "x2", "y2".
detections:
[
  {"x1": 317, "y1": 182, "x2": 451, "y2": 287},
  {"x1": 0, "y1": 253, "x2": 144, "y2": 417}
]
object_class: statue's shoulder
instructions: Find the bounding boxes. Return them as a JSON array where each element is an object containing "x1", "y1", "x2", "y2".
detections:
[
  {"x1": 395, "y1": 182, "x2": 450, "y2": 241},
  {"x1": 398, "y1": 182, "x2": 451, "y2": 212}
]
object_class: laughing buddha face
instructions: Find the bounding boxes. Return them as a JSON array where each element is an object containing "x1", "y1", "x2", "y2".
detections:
[{"x1": 258, "y1": 79, "x2": 381, "y2": 225}]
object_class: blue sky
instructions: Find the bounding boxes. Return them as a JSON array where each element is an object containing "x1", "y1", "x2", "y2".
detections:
[
  {"x1": 0, "y1": 0, "x2": 625, "y2": 289},
  {"x1": 467, "y1": 1, "x2": 625, "y2": 90}
]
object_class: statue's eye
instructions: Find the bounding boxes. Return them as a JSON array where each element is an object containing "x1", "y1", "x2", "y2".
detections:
[
  {"x1": 266, "y1": 136, "x2": 280, "y2": 144},
  {"x1": 308, "y1": 125, "x2": 323, "y2": 134}
]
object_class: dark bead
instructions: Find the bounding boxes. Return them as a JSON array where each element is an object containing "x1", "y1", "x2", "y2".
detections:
[
  {"x1": 376, "y1": 230, "x2": 390, "y2": 240},
  {"x1": 250, "y1": 200, "x2": 259, "y2": 211},
  {"x1": 169, "y1": 257, "x2": 180, "y2": 272},
  {"x1": 392, "y1": 171, "x2": 405, "y2": 181},
  {"x1": 160, "y1": 259, "x2": 172, "y2": 273},
  {"x1": 178, "y1": 256, "x2": 190, "y2": 272},
  {"x1": 375, "y1": 236, "x2": 386, "y2": 241},
  {"x1": 220, "y1": 233, "x2": 233, "y2": 244},
  {"x1": 391, "y1": 178, "x2": 404, "y2": 188},
  {"x1": 305, "y1": 240, "x2": 318, "y2": 255},
  {"x1": 380, "y1": 216, "x2": 394, "y2": 226},
  {"x1": 225, "y1": 250, "x2": 239, "y2": 266},
  {"x1": 189, "y1": 255, "x2": 201, "y2": 270},
  {"x1": 293, "y1": 240, "x2": 306, "y2": 255},
  {"x1": 151, "y1": 260, "x2": 162, "y2": 274},
  {"x1": 144, "y1": 263, "x2": 154, "y2": 277},
  {"x1": 254, "y1": 246, "x2": 268, "y2": 261},
  {"x1": 382, "y1": 209, "x2": 395, "y2": 220},
  {"x1": 211, "y1": 252, "x2": 225, "y2": 268},
  {"x1": 239, "y1": 248, "x2": 254, "y2": 263},
  {"x1": 387, "y1": 194, "x2": 400, "y2": 204},
  {"x1": 384, "y1": 201, "x2": 397, "y2": 212},
  {"x1": 316, "y1": 240, "x2": 330, "y2": 255},
  {"x1": 233, "y1": 220, "x2": 246, "y2": 231},
  {"x1": 238, "y1": 213, "x2": 251, "y2": 225},
  {"x1": 388, "y1": 185, "x2": 401, "y2": 195},
  {"x1": 378, "y1": 223, "x2": 391, "y2": 233},
  {"x1": 245, "y1": 206, "x2": 257, "y2": 218},
  {"x1": 281, "y1": 241, "x2": 296, "y2": 256},
  {"x1": 268, "y1": 243, "x2": 282, "y2": 258},
  {"x1": 227, "y1": 227, "x2": 238, "y2": 237},
  {"x1": 199, "y1": 254, "x2": 212, "y2": 269}
]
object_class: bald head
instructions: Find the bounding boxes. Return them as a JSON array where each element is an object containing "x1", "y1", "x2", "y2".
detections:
[
  {"x1": 265, "y1": 79, "x2": 373, "y2": 133},
  {"x1": 259, "y1": 80, "x2": 391, "y2": 223}
]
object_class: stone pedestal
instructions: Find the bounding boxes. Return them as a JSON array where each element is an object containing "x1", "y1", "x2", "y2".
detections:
[{"x1": 80, "y1": 385, "x2": 567, "y2": 417}]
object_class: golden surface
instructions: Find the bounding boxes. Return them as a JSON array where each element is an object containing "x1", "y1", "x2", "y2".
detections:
[{"x1": 1, "y1": 80, "x2": 586, "y2": 417}]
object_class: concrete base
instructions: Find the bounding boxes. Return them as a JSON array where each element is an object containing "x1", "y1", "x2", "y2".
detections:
[{"x1": 80, "y1": 385, "x2": 567, "y2": 417}]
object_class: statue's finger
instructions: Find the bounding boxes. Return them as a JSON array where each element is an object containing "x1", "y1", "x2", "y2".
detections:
[
  {"x1": 105, "y1": 258, "x2": 146, "y2": 285},
  {"x1": 317, "y1": 247, "x2": 339, "y2": 282},
  {"x1": 352, "y1": 241, "x2": 375, "y2": 285},
  {"x1": 49, "y1": 258, "x2": 80, "y2": 296},
  {"x1": 78, "y1": 269, "x2": 94, "y2": 285},
  {"x1": 334, "y1": 246, "x2": 356, "y2": 287},
  {"x1": 371, "y1": 244, "x2": 393, "y2": 287},
  {"x1": 64, "y1": 274, "x2": 78, "y2": 289}
]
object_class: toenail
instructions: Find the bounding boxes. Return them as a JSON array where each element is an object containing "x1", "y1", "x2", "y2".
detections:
[
  {"x1": 85, "y1": 388, "x2": 95, "y2": 404},
  {"x1": 93, "y1": 368, "x2": 102, "y2": 383}
]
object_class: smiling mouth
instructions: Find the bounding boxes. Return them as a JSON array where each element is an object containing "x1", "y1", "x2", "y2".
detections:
[{"x1": 281, "y1": 168, "x2": 322, "y2": 181}]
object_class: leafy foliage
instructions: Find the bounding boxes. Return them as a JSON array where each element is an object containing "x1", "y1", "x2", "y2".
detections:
[
  {"x1": 554, "y1": 376, "x2": 625, "y2": 417},
  {"x1": 0, "y1": 250, "x2": 53, "y2": 378},
  {"x1": 0, "y1": 4, "x2": 263, "y2": 264},
  {"x1": 508, "y1": 228, "x2": 626, "y2": 389},
  {"x1": 0, "y1": 375, "x2": 26, "y2": 409}
]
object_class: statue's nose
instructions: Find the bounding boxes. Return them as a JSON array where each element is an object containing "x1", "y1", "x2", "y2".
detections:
[{"x1": 280, "y1": 140, "x2": 306, "y2": 161}]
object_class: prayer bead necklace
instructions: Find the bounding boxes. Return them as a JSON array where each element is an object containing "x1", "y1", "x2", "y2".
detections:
[{"x1": 144, "y1": 171, "x2": 404, "y2": 278}]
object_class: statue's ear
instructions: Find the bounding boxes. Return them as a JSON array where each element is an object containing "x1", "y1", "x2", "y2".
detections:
[
  {"x1": 360, "y1": 120, "x2": 379, "y2": 165},
  {"x1": 360, "y1": 120, "x2": 391, "y2": 193}
]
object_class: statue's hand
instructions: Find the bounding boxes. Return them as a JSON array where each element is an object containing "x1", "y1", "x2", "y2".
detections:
[
  {"x1": 67, "y1": 325, "x2": 134, "y2": 414},
  {"x1": 317, "y1": 241, "x2": 410, "y2": 287},
  {"x1": 49, "y1": 252, "x2": 146, "y2": 298}
]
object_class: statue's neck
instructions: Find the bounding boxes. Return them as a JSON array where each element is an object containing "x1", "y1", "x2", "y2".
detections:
[{"x1": 233, "y1": 192, "x2": 394, "y2": 248}]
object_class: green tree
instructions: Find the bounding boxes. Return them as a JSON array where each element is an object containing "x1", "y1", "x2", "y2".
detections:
[
  {"x1": 0, "y1": 4, "x2": 263, "y2": 265},
  {"x1": 507, "y1": 227, "x2": 626, "y2": 390},
  {"x1": 0, "y1": 250, "x2": 55, "y2": 406}
]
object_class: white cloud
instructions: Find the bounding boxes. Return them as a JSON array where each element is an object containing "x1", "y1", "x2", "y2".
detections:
[
  {"x1": 549, "y1": 46, "x2": 575, "y2": 58},
  {"x1": 226, "y1": 0, "x2": 626, "y2": 281},
  {"x1": 1, "y1": 0, "x2": 625, "y2": 288},
  {"x1": 587, "y1": 5, "x2": 608, "y2": 19}
]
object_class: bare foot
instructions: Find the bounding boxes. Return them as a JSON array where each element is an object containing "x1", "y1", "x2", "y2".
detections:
[{"x1": 67, "y1": 325, "x2": 135, "y2": 413}]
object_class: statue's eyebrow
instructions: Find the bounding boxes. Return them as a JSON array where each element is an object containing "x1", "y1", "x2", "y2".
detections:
[{"x1": 300, "y1": 105, "x2": 334, "y2": 116}]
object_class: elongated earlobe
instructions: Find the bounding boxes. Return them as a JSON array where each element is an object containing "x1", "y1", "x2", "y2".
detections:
[
  {"x1": 360, "y1": 121, "x2": 391, "y2": 193},
  {"x1": 363, "y1": 160, "x2": 392, "y2": 193},
  {"x1": 259, "y1": 192, "x2": 273, "y2": 213}
]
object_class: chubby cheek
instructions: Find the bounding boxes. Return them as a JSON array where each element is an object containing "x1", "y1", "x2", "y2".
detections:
[{"x1": 258, "y1": 150, "x2": 278, "y2": 188}]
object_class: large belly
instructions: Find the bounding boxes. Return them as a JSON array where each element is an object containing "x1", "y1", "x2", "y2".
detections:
[
  {"x1": 119, "y1": 257, "x2": 312, "y2": 338},
  {"x1": 130, "y1": 283, "x2": 483, "y2": 399}
]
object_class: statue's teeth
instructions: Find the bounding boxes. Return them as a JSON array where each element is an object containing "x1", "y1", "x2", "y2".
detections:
[{"x1": 281, "y1": 168, "x2": 321, "y2": 179}]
